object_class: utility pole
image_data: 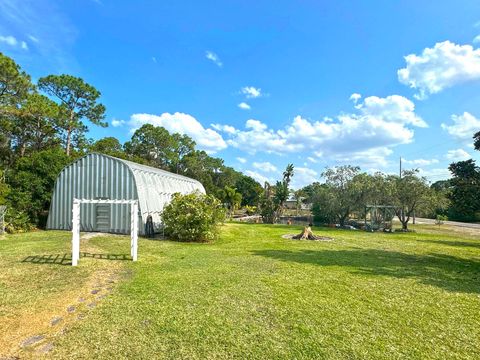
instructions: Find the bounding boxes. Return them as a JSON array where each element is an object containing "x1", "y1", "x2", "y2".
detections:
[
  {"x1": 399, "y1": 156, "x2": 402, "y2": 178},
  {"x1": 399, "y1": 156, "x2": 403, "y2": 228}
]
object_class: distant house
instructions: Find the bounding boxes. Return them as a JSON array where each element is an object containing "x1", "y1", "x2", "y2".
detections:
[
  {"x1": 284, "y1": 195, "x2": 312, "y2": 210},
  {"x1": 46, "y1": 153, "x2": 205, "y2": 235}
]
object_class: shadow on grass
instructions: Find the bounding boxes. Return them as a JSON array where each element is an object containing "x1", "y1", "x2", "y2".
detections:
[
  {"x1": 22, "y1": 252, "x2": 131, "y2": 265},
  {"x1": 417, "y1": 239, "x2": 480, "y2": 249},
  {"x1": 252, "y1": 249, "x2": 480, "y2": 294}
]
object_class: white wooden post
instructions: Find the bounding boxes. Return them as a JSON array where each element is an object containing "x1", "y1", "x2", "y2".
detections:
[
  {"x1": 71, "y1": 200, "x2": 80, "y2": 266},
  {"x1": 131, "y1": 201, "x2": 138, "y2": 261},
  {"x1": 71, "y1": 199, "x2": 139, "y2": 265}
]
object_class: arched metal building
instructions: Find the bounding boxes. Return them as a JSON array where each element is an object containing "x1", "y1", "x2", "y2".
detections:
[{"x1": 46, "y1": 153, "x2": 205, "y2": 234}]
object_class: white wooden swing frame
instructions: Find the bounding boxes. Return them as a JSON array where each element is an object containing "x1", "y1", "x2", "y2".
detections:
[{"x1": 71, "y1": 199, "x2": 139, "y2": 266}]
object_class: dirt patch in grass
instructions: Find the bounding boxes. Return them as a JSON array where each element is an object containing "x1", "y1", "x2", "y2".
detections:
[{"x1": 0, "y1": 231, "x2": 133, "y2": 359}]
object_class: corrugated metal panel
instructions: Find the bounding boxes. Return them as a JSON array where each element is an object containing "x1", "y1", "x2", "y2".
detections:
[{"x1": 46, "y1": 153, "x2": 205, "y2": 235}]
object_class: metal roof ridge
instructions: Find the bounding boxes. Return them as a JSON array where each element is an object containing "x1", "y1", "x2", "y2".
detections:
[{"x1": 88, "y1": 152, "x2": 202, "y2": 184}]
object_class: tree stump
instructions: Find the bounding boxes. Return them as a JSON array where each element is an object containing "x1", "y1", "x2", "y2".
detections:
[{"x1": 292, "y1": 226, "x2": 325, "y2": 240}]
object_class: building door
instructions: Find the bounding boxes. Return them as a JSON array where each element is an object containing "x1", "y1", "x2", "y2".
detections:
[{"x1": 95, "y1": 204, "x2": 111, "y2": 232}]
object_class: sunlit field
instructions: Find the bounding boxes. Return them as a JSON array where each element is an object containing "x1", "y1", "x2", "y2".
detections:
[{"x1": 1, "y1": 223, "x2": 479, "y2": 359}]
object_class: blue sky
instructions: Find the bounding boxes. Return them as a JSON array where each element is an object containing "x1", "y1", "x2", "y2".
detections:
[{"x1": 1, "y1": 0, "x2": 480, "y2": 188}]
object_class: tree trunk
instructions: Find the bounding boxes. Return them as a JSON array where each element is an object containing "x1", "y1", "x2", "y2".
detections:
[
  {"x1": 66, "y1": 111, "x2": 75, "y2": 156},
  {"x1": 292, "y1": 226, "x2": 328, "y2": 240}
]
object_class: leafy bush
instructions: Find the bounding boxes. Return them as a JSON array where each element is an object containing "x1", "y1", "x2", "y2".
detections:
[
  {"x1": 259, "y1": 197, "x2": 277, "y2": 224},
  {"x1": 5, "y1": 209, "x2": 33, "y2": 233},
  {"x1": 435, "y1": 214, "x2": 448, "y2": 226},
  {"x1": 162, "y1": 192, "x2": 225, "y2": 242}
]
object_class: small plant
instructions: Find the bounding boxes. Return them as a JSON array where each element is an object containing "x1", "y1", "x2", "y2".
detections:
[
  {"x1": 244, "y1": 205, "x2": 257, "y2": 216},
  {"x1": 435, "y1": 214, "x2": 448, "y2": 226},
  {"x1": 162, "y1": 191, "x2": 225, "y2": 242}
]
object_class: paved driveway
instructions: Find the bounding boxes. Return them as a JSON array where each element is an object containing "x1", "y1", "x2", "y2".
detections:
[{"x1": 415, "y1": 217, "x2": 480, "y2": 231}]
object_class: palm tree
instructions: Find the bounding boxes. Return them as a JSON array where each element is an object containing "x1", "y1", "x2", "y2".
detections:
[
  {"x1": 223, "y1": 186, "x2": 242, "y2": 219},
  {"x1": 283, "y1": 163, "x2": 294, "y2": 185}
]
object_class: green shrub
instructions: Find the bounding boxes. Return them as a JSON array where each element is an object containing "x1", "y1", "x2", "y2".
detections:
[
  {"x1": 244, "y1": 205, "x2": 257, "y2": 216},
  {"x1": 435, "y1": 214, "x2": 448, "y2": 226},
  {"x1": 5, "y1": 210, "x2": 33, "y2": 233},
  {"x1": 162, "y1": 192, "x2": 225, "y2": 242}
]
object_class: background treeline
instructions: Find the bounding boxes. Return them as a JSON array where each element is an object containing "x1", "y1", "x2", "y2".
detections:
[
  {"x1": 297, "y1": 140, "x2": 480, "y2": 225},
  {"x1": 1, "y1": 51, "x2": 479, "y2": 232},
  {"x1": 0, "y1": 52, "x2": 262, "y2": 231}
]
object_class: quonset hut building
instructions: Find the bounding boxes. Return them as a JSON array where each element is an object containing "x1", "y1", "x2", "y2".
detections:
[{"x1": 46, "y1": 153, "x2": 205, "y2": 235}]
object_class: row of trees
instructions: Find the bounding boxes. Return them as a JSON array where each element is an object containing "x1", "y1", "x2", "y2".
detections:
[
  {"x1": 300, "y1": 166, "x2": 447, "y2": 230},
  {"x1": 0, "y1": 52, "x2": 263, "y2": 231},
  {"x1": 299, "y1": 132, "x2": 480, "y2": 228},
  {"x1": 1, "y1": 50, "x2": 478, "y2": 232}
]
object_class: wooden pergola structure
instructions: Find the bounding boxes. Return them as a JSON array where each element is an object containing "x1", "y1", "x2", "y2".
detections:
[
  {"x1": 364, "y1": 204, "x2": 396, "y2": 232},
  {"x1": 71, "y1": 199, "x2": 139, "y2": 266}
]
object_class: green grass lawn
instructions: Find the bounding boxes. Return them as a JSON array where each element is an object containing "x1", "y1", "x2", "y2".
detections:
[{"x1": 1, "y1": 223, "x2": 479, "y2": 359}]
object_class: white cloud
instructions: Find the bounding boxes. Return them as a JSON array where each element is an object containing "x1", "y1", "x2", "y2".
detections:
[
  {"x1": 291, "y1": 167, "x2": 318, "y2": 189},
  {"x1": 398, "y1": 41, "x2": 480, "y2": 99},
  {"x1": 417, "y1": 168, "x2": 451, "y2": 181},
  {"x1": 445, "y1": 148, "x2": 471, "y2": 161},
  {"x1": 307, "y1": 157, "x2": 318, "y2": 163},
  {"x1": 245, "y1": 170, "x2": 271, "y2": 184},
  {"x1": 238, "y1": 102, "x2": 251, "y2": 110},
  {"x1": 0, "y1": 35, "x2": 29, "y2": 50},
  {"x1": 0, "y1": 34, "x2": 17, "y2": 46},
  {"x1": 0, "y1": 0, "x2": 77, "y2": 71},
  {"x1": 236, "y1": 157, "x2": 247, "y2": 164},
  {"x1": 441, "y1": 112, "x2": 480, "y2": 143},
  {"x1": 205, "y1": 51, "x2": 222, "y2": 67},
  {"x1": 253, "y1": 161, "x2": 277, "y2": 172},
  {"x1": 27, "y1": 34, "x2": 39, "y2": 43},
  {"x1": 333, "y1": 147, "x2": 393, "y2": 169},
  {"x1": 403, "y1": 158, "x2": 439, "y2": 166},
  {"x1": 129, "y1": 112, "x2": 227, "y2": 153},
  {"x1": 356, "y1": 95, "x2": 427, "y2": 127},
  {"x1": 349, "y1": 93, "x2": 362, "y2": 104},
  {"x1": 215, "y1": 94, "x2": 425, "y2": 167},
  {"x1": 152, "y1": 56, "x2": 157, "y2": 63},
  {"x1": 111, "y1": 119, "x2": 126, "y2": 127},
  {"x1": 474, "y1": 35, "x2": 480, "y2": 44},
  {"x1": 211, "y1": 123, "x2": 236, "y2": 134},
  {"x1": 241, "y1": 86, "x2": 262, "y2": 98}
]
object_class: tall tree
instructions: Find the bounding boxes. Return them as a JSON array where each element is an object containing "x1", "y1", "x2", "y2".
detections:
[
  {"x1": 474, "y1": 131, "x2": 480, "y2": 151},
  {"x1": 274, "y1": 164, "x2": 295, "y2": 217},
  {"x1": 260, "y1": 164, "x2": 295, "y2": 223},
  {"x1": 38, "y1": 74, "x2": 106, "y2": 156},
  {"x1": 11, "y1": 93, "x2": 60, "y2": 156},
  {"x1": 235, "y1": 175, "x2": 263, "y2": 206},
  {"x1": 0, "y1": 53, "x2": 33, "y2": 166},
  {"x1": 0, "y1": 52, "x2": 32, "y2": 108},
  {"x1": 318, "y1": 165, "x2": 362, "y2": 226},
  {"x1": 283, "y1": 163, "x2": 294, "y2": 184},
  {"x1": 89, "y1": 137, "x2": 124, "y2": 158},
  {"x1": 6, "y1": 148, "x2": 70, "y2": 227},
  {"x1": 124, "y1": 124, "x2": 175, "y2": 169},
  {"x1": 387, "y1": 170, "x2": 435, "y2": 230},
  {"x1": 447, "y1": 159, "x2": 480, "y2": 222},
  {"x1": 171, "y1": 133, "x2": 195, "y2": 174}
]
